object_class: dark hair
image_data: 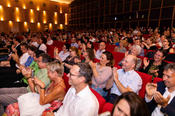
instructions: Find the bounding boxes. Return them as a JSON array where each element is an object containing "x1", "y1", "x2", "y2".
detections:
[
  {"x1": 41, "y1": 37, "x2": 47, "y2": 44},
  {"x1": 77, "y1": 63, "x2": 93, "y2": 84},
  {"x1": 64, "y1": 43, "x2": 70, "y2": 50},
  {"x1": 14, "y1": 37, "x2": 21, "y2": 43},
  {"x1": 28, "y1": 45, "x2": 37, "y2": 52},
  {"x1": 155, "y1": 49, "x2": 166, "y2": 57},
  {"x1": 112, "y1": 92, "x2": 150, "y2": 116},
  {"x1": 86, "y1": 48, "x2": 95, "y2": 61},
  {"x1": 164, "y1": 63, "x2": 175, "y2": 72},
  {"x1": 35, "y1": 50, "x2": 45, "y2": 58},
  {"x1": 20, "y1": 43, "x2": 28, "y2": 49},
  {"x1": 87, "y1": 41, "x2": 94, "y2": 49},
  {"x1": 102, "y1": 51, "x2": 114, "y2": 67},
  {"x1": 39, "y1": 53, "x2": 51, "y2": 63}
]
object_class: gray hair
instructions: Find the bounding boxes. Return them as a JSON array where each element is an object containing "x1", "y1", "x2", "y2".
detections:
[{"x1": 131, "y1": 45, "x2": 142, "y2": 56}]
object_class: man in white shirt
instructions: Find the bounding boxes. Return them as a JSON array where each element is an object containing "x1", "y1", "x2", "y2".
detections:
[
  {"x1": 145, "y1": 63, "x2": 175, "y2": 116},
  {"x1": 95, "y1": 41, "x2": 106, "y2": 60},
  {"x1": 46, "y1": 63, "x2": 99, "y2": 116},
  {"x1": 107, "y1": 55, "x2": 142, "y2": 104}
]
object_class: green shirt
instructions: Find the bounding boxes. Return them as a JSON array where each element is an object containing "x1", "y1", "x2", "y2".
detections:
[{"x1": 27, "y1": 68, "x2": 50, "y2": 92}]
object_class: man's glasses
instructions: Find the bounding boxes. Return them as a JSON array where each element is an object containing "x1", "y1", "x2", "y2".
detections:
[{"x1": 69, "y1": 72, "x2": 81, "y2": 77}]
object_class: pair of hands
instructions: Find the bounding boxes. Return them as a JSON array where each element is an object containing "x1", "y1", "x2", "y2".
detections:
[
  {"x1": 21, "y1": 67, "x2": 45, "y2": 88},
  {"x1": 146, "y1": 83, "x2": 170, "y2": 107}
]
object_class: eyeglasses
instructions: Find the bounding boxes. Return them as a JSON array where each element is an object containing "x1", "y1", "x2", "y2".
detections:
[{"x1": 69, "y1": 72, "x2": 81, "y2": 77}]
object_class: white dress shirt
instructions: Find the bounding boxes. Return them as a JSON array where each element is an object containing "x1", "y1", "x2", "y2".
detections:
[
  {"x1": 111, "y1": 69, "x2": 142, "y2": 96},
  {"x1": 54, "y1": 86, "x2": 99, "y2": 116}
]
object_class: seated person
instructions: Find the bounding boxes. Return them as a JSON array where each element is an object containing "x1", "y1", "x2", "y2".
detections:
[
  {"x1": 4, "y1": 60, "x2": 66, "y2": 116},
  {"x1": 107, "y1": 55, "x2": 142, "y2": 104},
  {"x1": 112, "y1": 92, "x2": 150, "y2": 116},
  {"x1": 0, "y1": 53, "x2": 50, "y2": 115},
  {"x1": 46, "y1": 63, "x2": 99, "y2": 116},
  {"x1": 54, "y1": 44, "x2": 70, "y2": 62},
  {"x1": 82, "y1": 48, "x2": 95, "y2": 63},
  {"x1": 140, "y1": 50, "x2": 167, "y2": 79},
  {"x1": 95, "y1": 41, "x2": 106, "y2": 60},
  {"x1": 89, "y1": 51, "x2": 113, "y2": 97},
  {"x1": 63, "y1": 46, "x2": 81, "y2": 74},
  {"x1": 114, "y1": 40, "x2": 127, "y2": 53},
  {"x1": 119, "y1": 45, "x2": 142, "y2": 70},
  {"x1": 145, "y1": 63, "x2": 175, "y2": 116}
]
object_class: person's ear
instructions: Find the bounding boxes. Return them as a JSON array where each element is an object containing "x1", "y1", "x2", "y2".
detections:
[{"x1": 79, "y1": 76, "x2": 86, "y2": 83}]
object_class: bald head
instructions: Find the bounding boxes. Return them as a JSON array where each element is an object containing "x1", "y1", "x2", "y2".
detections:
[{"x1": 122, "y1": 55, "x2": 137, "y2": 72}]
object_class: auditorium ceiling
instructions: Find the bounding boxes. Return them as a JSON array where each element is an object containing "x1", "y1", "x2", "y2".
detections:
[{"x1": 50, "y1": 0, "x2": 73, "y2": 4}]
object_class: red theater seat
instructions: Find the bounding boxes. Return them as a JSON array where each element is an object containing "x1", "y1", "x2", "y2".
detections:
[
  {"x1": 90, "y1": 88, "x2": 106, "y2": 114},
  {"x1": 136, "y1": 71, "x2": 152, "y2": 98},
  {"x1": 112, "y1": 52, "x2": 125, "y2": 66},
  {"x1": 101, "y1": 102, "x2": 114, "y2": 113},
  {"x1": 62, "y1": 73, "x2": 71, "y2": 92},
  {"x1": 153, "y1": 77, "x2": 163, "y2": 83}
]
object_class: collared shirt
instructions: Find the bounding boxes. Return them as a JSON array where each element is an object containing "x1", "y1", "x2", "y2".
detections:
[
  {"x1": 55, "y1": 86, "x2": 99, "y2": 116},
  {"x1": 145, "y1": 88, "x2": 175, "y2": 116},
  {"x1": 95, "y1": 49, "x2": 105, "y2": 60},
  {"x1": 111, "y1": 69, "x2": 142, "y2": 96},
  {"x1": 58, "y1": 51, "x2": 70, "y2": 61}
]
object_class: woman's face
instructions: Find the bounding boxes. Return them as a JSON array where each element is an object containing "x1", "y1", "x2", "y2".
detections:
[
  {"x1": 100, "y1": 54, "x2": 109, "y2": 66},
  {"x1": 62, "y1": 45, "x2": 66, "y2": 51},
  {"x1": 146, "y1": 38, "x2": 152, "y2": 45},
  {"x1": 83, "y1": 51, "x2": 88, "y2": 58},
  {"x1": 113, "y1": 99, "x2": 130, "y2": 116},
  {"x1": 70, "y1": 49, "x2": 76, "y2": 56},
  {"x1": 47, "y1": 69, "x2": 55, "y2": 80},
  {"x1": 87, "y1": 42, "x2": 92, "y2": 48},
  {"x1": 130, "y1": 47, "x2": 138, "y2": 56},
  {"x1": 162, "y1": 39, "x2": 169, "y2": 47},
  {"x1": 154, "y1": 51, "x2": 164, "y2": 62}
]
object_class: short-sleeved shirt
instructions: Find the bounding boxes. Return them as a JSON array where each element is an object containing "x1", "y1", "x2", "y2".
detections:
[{"x1": 111, "y1": 69, "x2": 142, "y2": 96}]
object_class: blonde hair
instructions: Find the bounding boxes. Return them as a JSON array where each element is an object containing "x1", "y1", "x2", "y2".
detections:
[{"x1": 47, "y1": 60, "x2": 64, "y2": 77}]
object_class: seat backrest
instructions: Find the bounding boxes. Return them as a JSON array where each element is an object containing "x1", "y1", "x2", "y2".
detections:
[
  {"x1": 153, "y1": 77, "x2": 163, "y2": 83},
  {"x1": 46, "y1": 45, "x2": 55, "y2": 58},
  {"x1": 101, "y1": 102, "x2": 114, "y2": 113},
  {"x1": 136, "y1": 71, "x2": 152, "y2": 98},
  {"x1": 62, "y1": 73, "x2": 71, "y2": 92},
  {"x1": 112, "y1": 52, "x2": 125, "y2": 66},
  {"x1": 90, "y1": 88, "x2": 106, "y2": 114},
  {"x1": 106, "y1": 44, "x2": 116, "y2": 52}
]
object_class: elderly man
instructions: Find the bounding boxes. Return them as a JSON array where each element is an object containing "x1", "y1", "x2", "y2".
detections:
[
  {"x1": 95, "y1": 41, "x2": 106, "y2": 60},
  {"x1": 145, "y1": 63, "x2": 175, "y2": 116},
  {"x1": 47, "y1": 63, "x2": 99, "y2": 116},
  {"x1": 107, "y1": 55, "x2": 142, "y2": 104}
]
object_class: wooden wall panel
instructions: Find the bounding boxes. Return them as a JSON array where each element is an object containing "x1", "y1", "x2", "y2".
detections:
[{"x1": 0, "y1": 0, "x2": 69, "y2": 33}]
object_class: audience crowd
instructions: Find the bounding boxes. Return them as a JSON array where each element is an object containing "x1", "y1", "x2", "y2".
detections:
[{"x1": 0, "y1": 27, "x2": 175, "y2": 116}]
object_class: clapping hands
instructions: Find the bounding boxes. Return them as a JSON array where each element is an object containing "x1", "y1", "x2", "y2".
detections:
[{"x1": 146, "y1": 83, "x2": 170, "y2": 107}]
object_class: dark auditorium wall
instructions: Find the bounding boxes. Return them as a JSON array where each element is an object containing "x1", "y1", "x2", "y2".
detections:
[
  {"x1": 69, "y1": 0, "x2": 175, "y2": 30},
  {"x1": 0, "y1": 0, "x2": 69, "y2": 33}
]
